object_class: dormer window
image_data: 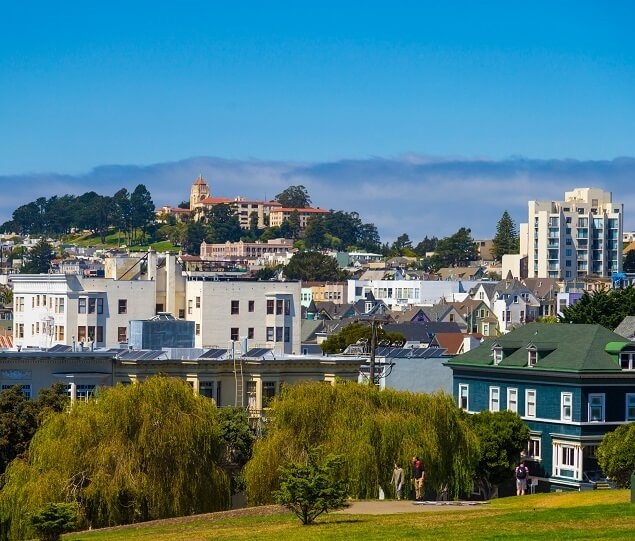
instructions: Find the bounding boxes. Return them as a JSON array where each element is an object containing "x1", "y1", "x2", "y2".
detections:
[
  {"x1": 528, "y1": 348, "x2": 538, "y2": 367},
  {"x1": 513, "y1": 295, "x2": 519, "y2": 303},
  {"x1": 620, "y1": 352, "x2": 635, "y2": 370},
  {"x1": 493, "y1": 347, "x2": 503, "y2": 365}
]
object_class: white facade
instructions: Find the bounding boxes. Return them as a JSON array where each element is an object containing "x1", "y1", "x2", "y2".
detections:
[
  {"x1": 348, "y1": 279, "x2": 481, "y2": 309},
  {"x1": 521, "y1": 188, "x2": 623, "y2": 280},
  {"x1": 10, "y1": 274, "x2": 156, "y2": 349},
  {"x1": 184, "y1": 279, "x2": 302, "y2": 354}
]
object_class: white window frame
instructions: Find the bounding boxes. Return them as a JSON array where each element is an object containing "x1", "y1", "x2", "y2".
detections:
[
  {"x1": 552, "y1": 441, "x2": 581, "y2": 480},
  {"x1": 588, "y1": 393, "x2": 605, "y2": 422},
  {"x1": 620, "y1": 352, "x2": 635, "y2": 370},
  {"x1": 458, "y1": 384, "x2": 469, "y2": 411},
  {"x1": 561, "y1": 392, "x2": 572, "y2": 421},
  {"x1": 507, "y1": 387, "x2": 518, "y2": 413},
  {"x1": 526, "y1": 435, "x2": 541, "y2": 460},
  {"x1": 525, "y1": 389, "x2": 536, "y2": 418},
  {"x1": 626, "y1": 393, "x2": 635, "y2": 421},
  {"x1": 492, "y1": 347, "x2": 503, "y2": 365},
  {"x1": 489, "y1": 386, "x2": 500, "y2": 412},
  {"x1": 527, "y1": 348, "x2": 537, "y2": 366}
]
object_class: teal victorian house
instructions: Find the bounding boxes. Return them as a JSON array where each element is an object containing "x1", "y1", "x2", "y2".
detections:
[{"x1": 447, "y1": 323, "x2": 635, "y2": 491}]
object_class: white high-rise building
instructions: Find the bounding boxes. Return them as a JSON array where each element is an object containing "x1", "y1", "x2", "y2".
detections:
[{"x1": 520, "y1": 188, "x2": 623, "y2": 280}]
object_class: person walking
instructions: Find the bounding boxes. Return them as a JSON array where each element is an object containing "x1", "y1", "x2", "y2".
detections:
[
  {"x1": 392, "y1": 463, "x2": 404, "y2": 500},
  {"x1": 412, "y1": 456, "x2": 425, "y2": 501},
  {"x1": 515, "y1": 460, "x2": 529, "y2": 496}
]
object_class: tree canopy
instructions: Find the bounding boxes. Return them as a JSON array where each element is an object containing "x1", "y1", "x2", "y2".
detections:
[
  {"x1": 244, "y1": 382, "x2": 479, "y2": 504},
  {"x1": 492, "y1": 211, "x2": 519, "y2": 261},
  {"x1": 558, "y1": 286, "x2": 635, "y2": 330},
  {"x1": 433, "y1": 227, "x2": 477, "y2": 267},
  {"x1": 275, "y1": 185, "x2": 312, "y2": 208},
  {"x1": 320, "y1": 322, "x2": 405, "y2": 354},
  {"x1": 467, "y1": 410, "x2": 530, "y2": 499},
  {"x1": 624, "y1": 250, "x2": 635, "y2": 273},
  {"x1": 0, "y1": 377, "x2": 230, "y2": 539},
  {"x1": 20, "y1": 239, "x2": 55, "y2": 274},
  {"x1": 284, "y1": 251, "x2": 348, "y2": 282},
  {"x1": 596, "y1": 423, "x2": 635, "y2": 488}
]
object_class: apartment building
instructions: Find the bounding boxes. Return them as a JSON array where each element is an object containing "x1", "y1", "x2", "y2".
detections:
[
  {"x1": 520, "y1": 188, "x2": 623, "y2": 280},
  {"x1": 268, "y1": 207, "x2": 328, "y2": 228}
]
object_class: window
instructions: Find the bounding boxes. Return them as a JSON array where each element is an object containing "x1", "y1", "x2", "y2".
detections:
[
  {"x1": 561, "y1": 392, "x2": 572, "y2": 421},
  {"x1": 77, "y1": 326, "x2": 87, "y2": 341},
  {"x1": 262, "y1": 382, "x2": 276, "y2": 408},
  {"x1": 78, "y1": 298, "x2": 87, "y2": 314},
  {"x1": 562, "y1": 446, "x2": 575, "y2": 467},
  {"x1": 88, "y1": 298, "x2": 96, "y2": 314},
  {"x1": 276, "y1": 326, "x2": 283, "y2": 342},
  {"x1": 196, "y1": 324, "x2": 200, "y2": 336},
  {"x1": 284, "y1": 326, "x2": 290, "y2": 343},
  {"x1": 625, "y1": 394, "x2": 635, "y2": 421},
  {"x1": 97, "y1": 298, "x2": 103, "y2": 314},
  {"x1": 55, "y1": 325, "x2": 65, "y2": 341},
  {"x1": 525, "y1": 389, "x2": 536, "y2": 418},
  {"x1": 16, "y1": 323, "x2": 24, "y2": 338},
  {"x1": 118, "y1": 299, "x2": 127, "y2": 314},
  {"x1": 15, "y1": 296, "x2": 24, "y2": 312},
  {"x1": 231, "y1": 300, "x2": 239, "y2": 315},
  {"x1": 620, "y1": 352, "x2": 635, "y2": 370},
  {"x1": 588, "y1": 393, "x2": 605, "y2": 422},
  {"x1": 489, "y1": 387, "x2": 500, "y2": 412},
  {"x1": 266, "y1": 299, "x2": 274, "y2": 314},
  {"x1": 248, "y1": 327, "x2": 254, "y2": 339},
  {"x1": 96, "y1": 326, "x2": 103, "y2": 343},
  {"x1": 188, "y1": 300, "x2": 193, "y2": 315},
  {"x1": 266, "y1": 327, "x2": 274, "y2": 341},
  {"x1": 230, "y1": 327, "x2": 239, "y2": 341},
  {"x1": 118, "y1": 327, "x2": 127, "y2": 342},
  {"x1": 526, "y1": 436, "x2": 541, "y2": 460},
  {"x1": 458, "y1": 384, "x2": 469, "y2": 410},
  {"x1": 178, "y1": 309, "x2": 185, "y2": 319},
  {"x1": 196, "y1": 296, "x2": 201, "y2": 308},
  {"x1": 1, "y1": 384, "x2": 31, "y2": 399},
  {"x1": 528, "y1": 348, "x2": 537, "y2": 366},
  {"x1": 248, "y1": 300, "x2": 255, "y2": 312},
  {"x1": 246, "y1": 381, "x2": 257, "y2": 409},
  {"x1": 493, "y1": 347, "x2": 503, "y2": 365},
  {"x1": 507, "y1": 388, "x2": 518, "y2": 413},
  {"x1": 276, "y1": 299, "x2": 283, "y2": 314},
  {"x1": 199, "y1": 381, "x2": 215, "y2": 399},
  {"x1": 285, "y1": 299, "x2": 291, "y2": 315}
]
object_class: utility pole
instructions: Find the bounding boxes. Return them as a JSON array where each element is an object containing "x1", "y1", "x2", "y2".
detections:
[{"x1": 368, "y1": 319, "x2": 378, "y2": 387}]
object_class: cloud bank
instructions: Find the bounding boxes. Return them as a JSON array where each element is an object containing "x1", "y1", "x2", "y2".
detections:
[{"x1": 1, "y1": 156, "x2": 634, "y2": 243}]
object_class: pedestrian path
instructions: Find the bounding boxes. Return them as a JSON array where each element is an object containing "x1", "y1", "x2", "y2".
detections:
[{"x1": 335, "y1": 500, "x2": 489, "y2": 515}]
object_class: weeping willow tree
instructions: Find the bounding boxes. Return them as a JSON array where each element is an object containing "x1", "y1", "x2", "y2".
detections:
[
  {"x1": 245, "y1": 382, "x2": 478, "y2": 504},
  {"x1": 0, "y1": 377, "x2": 230, "y2": 540}
]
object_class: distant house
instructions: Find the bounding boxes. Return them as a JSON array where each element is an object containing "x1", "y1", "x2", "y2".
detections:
[{"x1": 447, "y1": 323, "x2": 635, "y2": 491}]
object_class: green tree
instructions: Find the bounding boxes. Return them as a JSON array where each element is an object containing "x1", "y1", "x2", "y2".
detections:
[
  {"x1": 30, "y1": 503, "x2": 79, "y2": 541},
  {"x1": 435, "y1": 227, "x2": 477, "y2": 267},
  {"x1": 624, "y1": 250, "x2": 635, "y2": 273},
  {"x1": 414, "y1": 236, "x2": 438, "y2": 256},
  {"x1": 389, "y1": 233, "x2": 413, "y2": 256},
  {"x1": 218, "y1": 407, "x2": 255, "y2": 494},
  {"x1": 0, "y1": 377, "x2": 229, "y2": 539},
  {"x1": 130, "y1": 184, "x2": 155, "y2": 244},
  {"x1": 21, "y1": 239, "x2": 54, "y2": 274},
  {"x1": 596, "y1": 423, "x2": 635, "y2": 488},
  {"x1": 303, "y1": 215, "x2": 327, "y2": 249},
  {"x1": 202, "y1": 204, "x2": 242, "y2": 243},
  {"x1": 559, "y1": 286, "x2": 635, "y2": 330},
  {"x1": 492, "y1": 211, "x2": 519, "y2": 261},
  {"x1": 245, "y1": 382, "x2": 479, "y2": 504},
  {"x1": 320, "y1": 322, "x2": 405, "y2": 354},
  {"x1": 274, "y1": 448, "x2": 347, "y2": 525},
  {"x1": 275, "y1": 185, "x2": 311, "y2": 208},
  {"x1": 467, "y1": 410, "x2": 530, "y2": 499},
  {"x1": 284, "y1": 251, "x2": 347, "y2": 282}
]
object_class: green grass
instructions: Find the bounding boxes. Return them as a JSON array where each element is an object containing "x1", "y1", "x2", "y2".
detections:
[
  {"x1": 64, "y1": 490, "x2": 634, "y2": 541},
  {"x1": 61, "y1": 231, "x2": 179, "y2": 252}
]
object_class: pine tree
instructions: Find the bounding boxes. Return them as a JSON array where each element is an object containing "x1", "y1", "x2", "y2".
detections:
[{"x1": 492, "y1": 211, "x2": 519, "y2": 261}]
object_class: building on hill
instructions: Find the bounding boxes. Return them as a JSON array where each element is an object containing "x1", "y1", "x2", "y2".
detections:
[
  {"x1": 188, "y1": 175, "x2": 281, "y2": 228},
  {"x1": 268, "y1": 206, "x2": 329, "y2": 228},
  {"x1": 447, "y1": 322, "x2": 635, "y2": 492},
  {"x1": 520, "y1": 187, "x2": 623, "y2": 281}
]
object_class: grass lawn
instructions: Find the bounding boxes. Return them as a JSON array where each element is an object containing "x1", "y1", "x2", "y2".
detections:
[{"x1": 65, "y1": 490, "x2": 634, "y2": 540}]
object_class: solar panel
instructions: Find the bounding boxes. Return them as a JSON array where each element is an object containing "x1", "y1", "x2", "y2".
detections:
[
  {"x1": 245, "y1": 348, "x2": 272, "y2": 358},
  {"x1": 198, "y1": 349, "x2": 226, "y2": 359},
  {"x1": 48, "y1": 344, "x2": 73, "y2": 352}
]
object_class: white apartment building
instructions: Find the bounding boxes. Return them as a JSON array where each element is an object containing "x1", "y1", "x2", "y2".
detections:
[
  {"x1": 348, "y1": 279, "x2": 481, "y2": 309},
  {"x1": 10, "y1": 273, "x2": 156, "y2": 349},
  {"x1": 184, "y1": 279, "x2": 301, "y2": 354},
  {"x1": 521, "y1": 188, "x2": 623, "y2": 280}
]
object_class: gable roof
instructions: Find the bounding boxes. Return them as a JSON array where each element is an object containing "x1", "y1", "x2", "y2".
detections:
[
  {"x1": 447, "y1": 322, "x2": 633, "y2": 372},
  {"x1": 384, "y1": 321, "x2": 462, "y2": 341},
  {"x1": 431, "y1": 332, "x2": 466, "y2": 355},
  {"x1": 614, "y1": 316, "x2": 635, "y2": 341}
]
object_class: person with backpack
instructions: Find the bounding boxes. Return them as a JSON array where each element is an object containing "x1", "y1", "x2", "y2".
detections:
[
  {"x1": 515, "y1": 460, "x2": 529, "y2": 496},
  {"x1": 412, "y1": 456, "x2": 425, "y2": 501},
  {"x1": 392, "y1": 462, "x2": 404, "y2": 500}
]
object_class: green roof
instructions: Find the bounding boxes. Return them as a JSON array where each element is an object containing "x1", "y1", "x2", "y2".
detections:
[{"x1": 447, "y1": 322, "x2": 635, "y2": 372}]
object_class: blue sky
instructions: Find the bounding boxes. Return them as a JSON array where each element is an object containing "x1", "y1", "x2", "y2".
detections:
[{"x1": 1, "y1": 2, "x2": 634, "y2": 240}]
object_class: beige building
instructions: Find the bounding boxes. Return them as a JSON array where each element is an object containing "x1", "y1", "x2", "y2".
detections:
[
  {"x1": 268, "y1": 207, "x2": 328, "y2": 228},
  {"x1": 520, "y1": 188, "x2": 623, "y2": 280},
  {"x1": 200, "y1": 238, "x2": 294, "y2": 259},
  {"x1": 188, "y1": 175, "x2": 281, "y2": 228}
]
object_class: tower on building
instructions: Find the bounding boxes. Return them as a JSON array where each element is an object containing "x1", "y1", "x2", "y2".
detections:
[{"x1": 189, "y1": 175, "x2": 210, "y2": 211}]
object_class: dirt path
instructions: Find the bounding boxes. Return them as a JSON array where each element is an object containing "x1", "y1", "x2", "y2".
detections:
[{"x1": 336, "y1": 500, "x2": 489, "y2": 515}]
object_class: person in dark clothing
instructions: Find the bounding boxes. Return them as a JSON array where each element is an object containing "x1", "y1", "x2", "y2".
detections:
[{"x1": 412, "y1": 456, "x2": 425, "y2": 500}]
